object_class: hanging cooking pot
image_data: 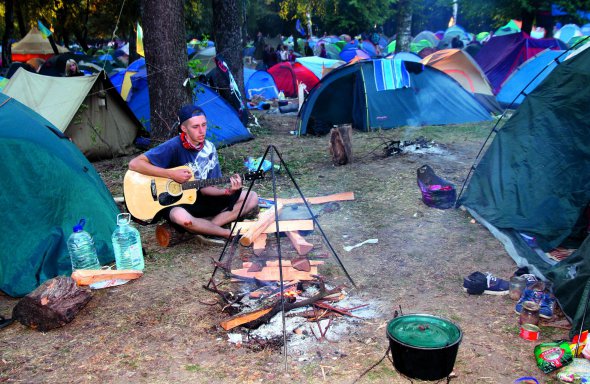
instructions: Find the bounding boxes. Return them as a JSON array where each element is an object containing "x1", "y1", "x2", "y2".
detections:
[{"x1": 387, "y1": 314, "x2": 463, "y2": 381}]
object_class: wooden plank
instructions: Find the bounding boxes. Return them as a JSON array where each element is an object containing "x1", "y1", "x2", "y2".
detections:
[
  {"x1": 231, "y1": 219, "x2": 314, "y2": 235},
  {"x1": 242, "y1": 260, "x2": 323, "y2": 268},
  {"x1": 239, "y1": 202, "x2": 284, "y2": 246},
  {"x1": 231, "y1": 266, "x2": 318, "y2": 281},
  {"x1": 71, "y1": 269, "x2": 143, "y2": 286},
  {"x1": 286, "y1": 231, "x2": 314, "y2": 255},
  {"x1": 274, "y1": 191, "x2": 355, "y2": 205},
  {"x1": 220, "y1": 307, "x2": 274, "y2": 331},
  {"x1": 252, "y1": 233, "x2": 267, "y2": 256}
]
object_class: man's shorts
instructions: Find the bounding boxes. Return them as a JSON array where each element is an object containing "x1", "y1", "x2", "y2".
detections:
[{"x1": 161, "y1": 189, "x2": 241, "y2": 221}]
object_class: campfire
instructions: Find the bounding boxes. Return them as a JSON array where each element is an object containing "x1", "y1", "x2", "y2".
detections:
[
  {"x1": 201, "y1": 194, "x2": 376, "y2": 354},
  {"x1": 383, "y1": 136, "x2": 441, "y2": 157}
]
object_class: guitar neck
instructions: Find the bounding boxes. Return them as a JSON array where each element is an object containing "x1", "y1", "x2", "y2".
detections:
[{"x1": 182, "y1": 175, "x2": 237, "y2": 190}]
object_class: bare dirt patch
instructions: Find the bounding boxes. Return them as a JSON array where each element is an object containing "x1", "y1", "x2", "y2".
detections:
[{"x1": 0, "y1": 111, "x2": 567, "y2": 383}]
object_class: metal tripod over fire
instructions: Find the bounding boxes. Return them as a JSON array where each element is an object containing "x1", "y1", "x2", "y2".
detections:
[{"x1": 205, "y1": 144, "x2": 356, "y2": 369}]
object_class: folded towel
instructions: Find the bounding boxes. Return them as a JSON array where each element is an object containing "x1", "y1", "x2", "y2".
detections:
[{"x1": 374, "y1": 59, "x2": 411, "y2": 91}]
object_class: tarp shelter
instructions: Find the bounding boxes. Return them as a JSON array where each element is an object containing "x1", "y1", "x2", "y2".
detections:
[
  {"x1": 11, "y1": 27, "x2": 68, "y2": 62},
  {"x1": 267, "y1": 62, "x2": 319, "y2": 97},
  {"x1": 421, "y1": 49, "x2": 501, "y2": 113},
  {"x1": 458, "y1": 46, "x2": 590, "y2": 336},
  {"x1": 297, "y1": 59, "x2": 491, "y2": 135},
  {"x1": 475, "y1": 32, "x2": 567, "y2": 94},
  {"x1": 496, "y1": 49, "x2": 566, "y2": 108},
  {"x1": 295, "y1": 56, "x2": 345, "y2": 80},
  {"x1": 243, "y1": 68, "x2": 279, "y2": 100},
  {"x1": 0, "y1": 93, "x2": 118, "y2": 297},
  {"x1": 2, "y1": 68, "x2": 140, "y2": 160}
]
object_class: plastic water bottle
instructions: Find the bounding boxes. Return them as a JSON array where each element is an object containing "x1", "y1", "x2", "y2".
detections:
[
  {"x1": 278, "y1": 90, "x2": 285, "y2": 100},
  {"x1": 67, "y1": 219, "x2": 101, "y2": 270},
  {"x1": 112, "y1": 213, "x2": 144, "y2": 270}
]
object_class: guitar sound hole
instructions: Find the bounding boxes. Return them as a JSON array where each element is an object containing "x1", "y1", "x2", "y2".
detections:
[
  {"x1": 167, "y1": 181, "x2": 182, "y2": 196},
  {"x1": 158, "y1": 193, "x2": 182, "y2": 207}
]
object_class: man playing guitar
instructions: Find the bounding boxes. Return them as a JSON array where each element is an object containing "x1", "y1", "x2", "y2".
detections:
[{"x1": 128, "y1": 105, "x2": 259, "y2": 239}]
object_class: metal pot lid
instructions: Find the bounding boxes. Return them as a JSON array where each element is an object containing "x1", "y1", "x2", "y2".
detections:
[{"x1": 387, "y1": 314, "x2": 462, "y2": 349}]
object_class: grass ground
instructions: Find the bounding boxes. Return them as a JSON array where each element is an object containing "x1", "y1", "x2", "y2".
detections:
[{"x1": 0, "y1": 112, "x2": 567, "y2": 383}]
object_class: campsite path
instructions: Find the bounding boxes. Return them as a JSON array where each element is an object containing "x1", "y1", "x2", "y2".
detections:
[{"x1": 0, "y1": 113, "x2": 567, "y2": 383}]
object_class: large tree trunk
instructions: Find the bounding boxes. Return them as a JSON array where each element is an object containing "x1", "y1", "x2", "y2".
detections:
[
  {"x1": 211, "y1": 0, "x2": 246, "y2": 101},
  {"x1": 2, "y1": 0, "x2": 14, "y2": 67},
  {"x1": 142, "y1": 0, "x2": 191, "y2": 141},
  {"x1": 395, "y1": 0, "x2": 412, "y2": 53},
  {"x1": 15, "y1": 0, "x2": 26, "y2": 38}
]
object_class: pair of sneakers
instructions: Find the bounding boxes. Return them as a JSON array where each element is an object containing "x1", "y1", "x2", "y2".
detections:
[
  {"x1": 463, "y1": 272, "x2": 510, "y2": 295},
  {"x1": 514, "y1": 284, "x2": 555, "y2": 319}
]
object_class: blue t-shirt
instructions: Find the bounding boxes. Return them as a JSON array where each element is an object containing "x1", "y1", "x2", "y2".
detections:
[{"x1": 144, "y1": 136, "x2": 222, "y2": 180}]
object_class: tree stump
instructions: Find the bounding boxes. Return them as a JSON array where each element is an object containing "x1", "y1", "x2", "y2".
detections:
[
  {"x1": 329, "y1": 125, "x2": 353, "y2": 165},
  {"x1": 155, "y1": 222, "x2": 193, "y2": 247},
  {"x1": 12, "y1": 276, "x2": 92, "y2": 332}
]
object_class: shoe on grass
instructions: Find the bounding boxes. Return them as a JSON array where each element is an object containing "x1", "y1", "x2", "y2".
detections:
[{"x1": 463, "y1": 272, "x2": 509, "y2": 295}]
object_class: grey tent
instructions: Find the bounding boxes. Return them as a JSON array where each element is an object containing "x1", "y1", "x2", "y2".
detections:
[{"x1": 2, "y1": 68, "x2": 141, "y2": 160}]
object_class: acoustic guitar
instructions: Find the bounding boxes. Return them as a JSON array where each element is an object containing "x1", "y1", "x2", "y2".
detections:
[{"x1": 123, "y1": 166, "x2": 264, "y2": 222}]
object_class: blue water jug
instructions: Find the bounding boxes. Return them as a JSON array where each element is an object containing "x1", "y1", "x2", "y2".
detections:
[{"x1": 67, "y1": 219, "x2": 101, "y2": 271}]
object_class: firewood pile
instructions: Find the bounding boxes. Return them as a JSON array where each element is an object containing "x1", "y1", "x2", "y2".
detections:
[{"x1": 203, "y1": 192, "x2": 374, "y2": 349}]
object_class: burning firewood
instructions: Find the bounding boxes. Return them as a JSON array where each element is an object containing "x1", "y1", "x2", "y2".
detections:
[{"x1": 219, "y1": 280, "x2": 344, "y2": 330}]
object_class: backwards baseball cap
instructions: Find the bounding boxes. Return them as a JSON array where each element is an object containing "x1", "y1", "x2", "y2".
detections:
[{"x1": 178, "y1": 104, "x2": 206, "y2": 125}]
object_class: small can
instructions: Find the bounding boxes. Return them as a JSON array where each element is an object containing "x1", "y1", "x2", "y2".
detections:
[{"x1": 520, "y1": 324, "x2": 540, "y2": 341}]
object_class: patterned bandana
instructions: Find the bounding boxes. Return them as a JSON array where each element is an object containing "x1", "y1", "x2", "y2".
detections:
[{"x1": 180, "y1": 132, "x2": 204, "y2": 151}]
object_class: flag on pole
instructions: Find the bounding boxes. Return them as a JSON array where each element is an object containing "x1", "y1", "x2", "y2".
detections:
[
  {"x1": 37, "y1": 20, "x2": 52, "y2": 38},
  {"x1": 136, "y1": 22, "x2": 145, "y2": 57},
  {"x1": 296, "y1": 19, "x2": 306, "y2": 36}
]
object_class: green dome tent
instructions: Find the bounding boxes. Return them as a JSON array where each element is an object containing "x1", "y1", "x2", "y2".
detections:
[{"x1": 0, "y1": 93, "x2": 118, "y2": 296}]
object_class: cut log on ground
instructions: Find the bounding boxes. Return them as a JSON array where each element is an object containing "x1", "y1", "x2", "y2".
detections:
[
  {"x1": 240, "y1": 202, "x2": 284, "y2": 246},
  {"x1": 12, "y1": 276, "x2": 92, "y2": 332},
  {"x1": 275, "y1": 192, "x2": 355, "y2": 205},
  {"x1": 156, "y1": 222, "x2": 191, "y2": 247},
  {"x1": 72, "y1": 269, "x2": 143, "y2": 286},
  {"x1": 286, "y1": 231, "x2": 314, "y2": 255},
  {"x1": 329, "y1": 125, "x2": 353, "y2": 165}
]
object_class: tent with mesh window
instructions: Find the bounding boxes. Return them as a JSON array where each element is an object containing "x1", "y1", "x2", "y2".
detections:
[{"x1": 458, "y1": 46, "x2": 590, "y2": 336}]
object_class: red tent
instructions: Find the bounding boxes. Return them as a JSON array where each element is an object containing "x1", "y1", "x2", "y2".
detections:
[{"x1": 267, "y1": 62, "x2": 318, "y2": 97}]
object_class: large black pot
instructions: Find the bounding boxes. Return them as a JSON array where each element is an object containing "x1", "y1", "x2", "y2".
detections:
[{"x1": 387, "y1": 314, "x2": 462, "y2": 381}]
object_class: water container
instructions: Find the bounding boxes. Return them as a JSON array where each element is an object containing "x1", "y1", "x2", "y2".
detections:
[
  {"x1": 67, "y1": 219, "x2": 101, "y2": 270},
  {"x1": 112, "y1": 213, "x2": 144, "y2": 270}
]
